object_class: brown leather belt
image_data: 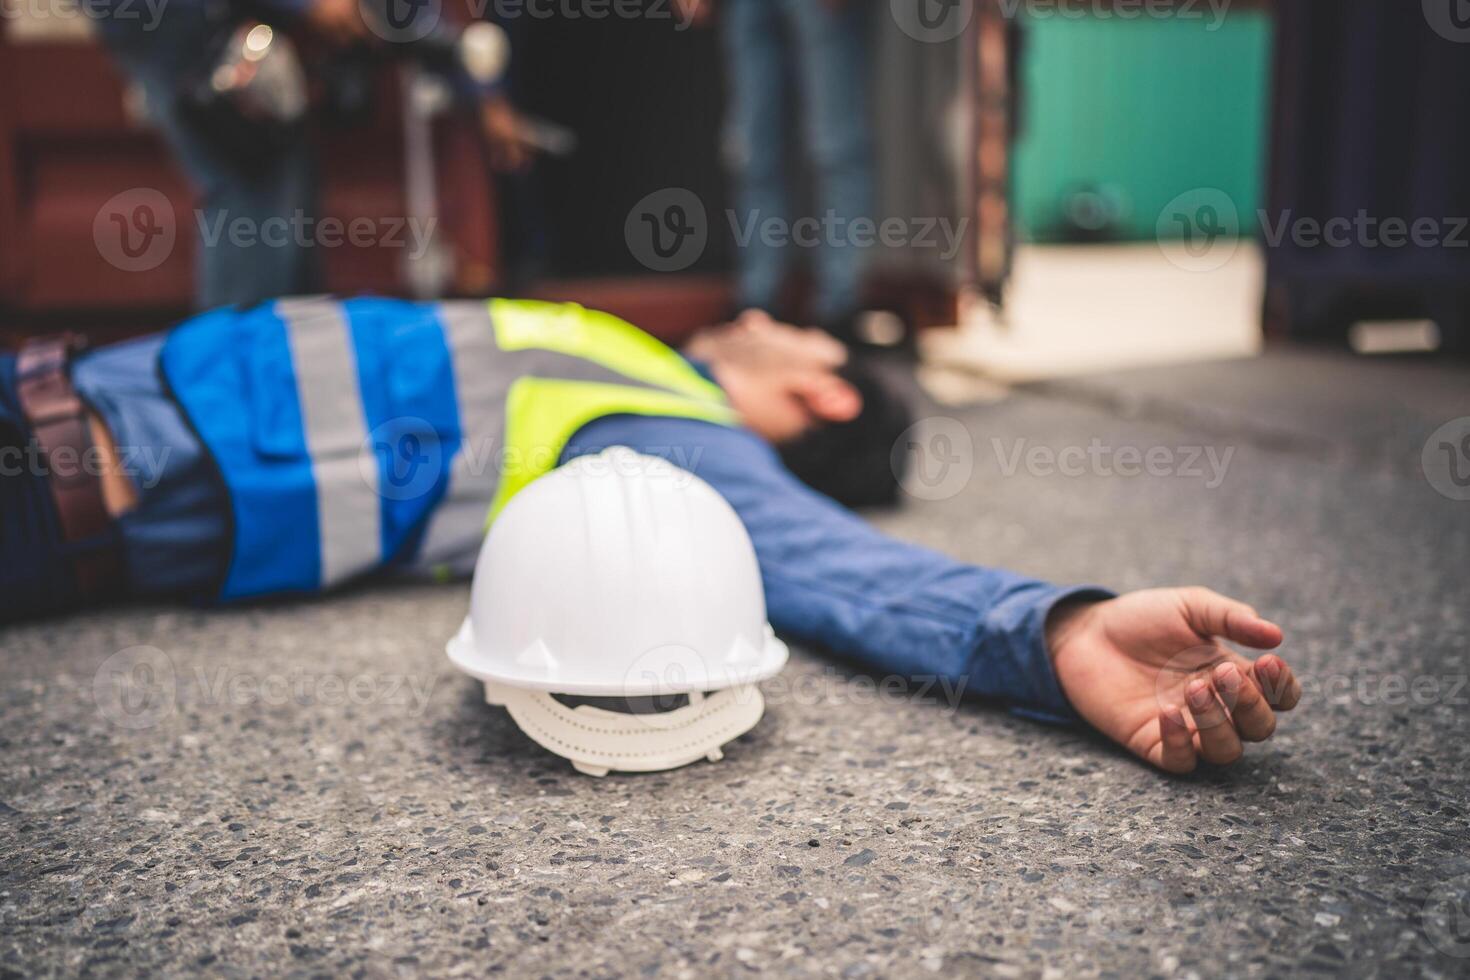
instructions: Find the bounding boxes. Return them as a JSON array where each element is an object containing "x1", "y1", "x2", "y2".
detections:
[{"x1": 16, "y1": 334, "x2": 124, "y2": 600}]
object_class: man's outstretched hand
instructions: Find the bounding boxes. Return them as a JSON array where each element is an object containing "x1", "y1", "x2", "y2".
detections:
[{"x1": 1046, "y1": 588, "x2": 1302, "y2": 774}]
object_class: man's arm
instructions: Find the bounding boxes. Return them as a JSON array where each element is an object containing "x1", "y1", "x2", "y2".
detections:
[
  {"x1": 566, "y1": 415, "x2": 1101, "y2": 717},
  {"x1": 564, "y1": 415, "x2": 1302, "y2": 773}
]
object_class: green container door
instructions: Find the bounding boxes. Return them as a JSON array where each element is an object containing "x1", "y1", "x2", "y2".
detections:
[{"x1": 1012, "y1": 10, "x2": 1273, "y2": 243}]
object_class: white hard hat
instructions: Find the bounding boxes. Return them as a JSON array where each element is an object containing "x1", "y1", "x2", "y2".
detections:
[{"x1": 447, "y1": 448, "x2": 788, "y2": 776}]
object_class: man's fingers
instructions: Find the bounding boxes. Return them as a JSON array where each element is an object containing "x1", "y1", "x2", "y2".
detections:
[
  {"x1": 1155, "y1": 705, "x2": 1197, "y2": 774},
  {"x1": 1186, "y1": 678, "x2": 1243, "y2": 765},
  {"x1": 1183, "y1": 588, "x2": 1284, "y2": 649},
  {"x1": 1213, "y1": 662, "x2": 1276, "y2": 742},
  {"x1": 1253, "y1": 655, "x2": 1302, "y2": 711}
]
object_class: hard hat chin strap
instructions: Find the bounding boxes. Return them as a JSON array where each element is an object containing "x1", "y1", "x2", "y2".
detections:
[{"x1": 482, "y1": 681, "x2": 767, "y2": 777}]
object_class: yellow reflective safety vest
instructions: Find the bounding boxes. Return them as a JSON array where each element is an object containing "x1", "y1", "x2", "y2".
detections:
[{"x1": 160, "y1": 297, "x2": 737, "y2": 600}]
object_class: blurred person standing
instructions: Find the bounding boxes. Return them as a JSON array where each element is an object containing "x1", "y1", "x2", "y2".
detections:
[
  {"x1": 681, "y1": 0, "x2": 876, "y2": 334},
  {"x1": 90, "y1": 0, "x2": 534, "y2": 310}
]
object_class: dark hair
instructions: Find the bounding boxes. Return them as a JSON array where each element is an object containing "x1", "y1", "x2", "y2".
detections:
[{"x1": 779, "y1": 359, "x2": 914, "y2": 508}]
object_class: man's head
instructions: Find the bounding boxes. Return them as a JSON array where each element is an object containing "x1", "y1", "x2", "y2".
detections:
[{"x1": 688, "y1": 310, "x2": 913, "y2": 508}]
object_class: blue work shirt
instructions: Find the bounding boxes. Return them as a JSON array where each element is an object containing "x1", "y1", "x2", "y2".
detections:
[{"x1": 51, "y1": 336, "x2": 1103, "y2": 722}]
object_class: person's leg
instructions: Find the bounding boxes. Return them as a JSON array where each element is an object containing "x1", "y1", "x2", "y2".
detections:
[
  {"x1": 787, "y1": 0, "x2": 875, "y2": 325},
  {"x1": 720, "y1": 0, "x2": 792, "y2": 316},
  {"x1": 95, "y1": 10, "x2": 319, "y2": 309},
  {"x1": 195, "y1": 136, "x2": 319, "y2": 309}
]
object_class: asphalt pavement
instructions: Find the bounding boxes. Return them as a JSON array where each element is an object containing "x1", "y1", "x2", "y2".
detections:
[{"x1": 2, "y1": 346, "x2": 1468, "y2": 977}]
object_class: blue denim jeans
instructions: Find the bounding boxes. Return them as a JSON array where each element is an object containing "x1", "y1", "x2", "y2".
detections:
[
  {"x1": 96, "y1": 2, "x2": 319, "y2": 310},
  {"x1": 0, "y1": 355, "x2": 80, "y2": 622},
  {"x1": 721, "y1": 0, "x2": 875, "y2": 324}
]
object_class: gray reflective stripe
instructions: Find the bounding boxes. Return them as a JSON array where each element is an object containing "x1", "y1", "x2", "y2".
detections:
[
  {"x1": 411, "y1": 302, "x2": 697, "y2": 576},
  {"x1": 277, "y1": 298, "x2": 382, "y2": 587},
  {"x1": 413, "y1": 302, "x2": 509, "y2": 574}
]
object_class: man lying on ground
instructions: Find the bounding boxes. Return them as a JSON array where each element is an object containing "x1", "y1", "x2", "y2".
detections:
[{"x1": 0, "y1": 299, "x2": 1301, "y2": 773}]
